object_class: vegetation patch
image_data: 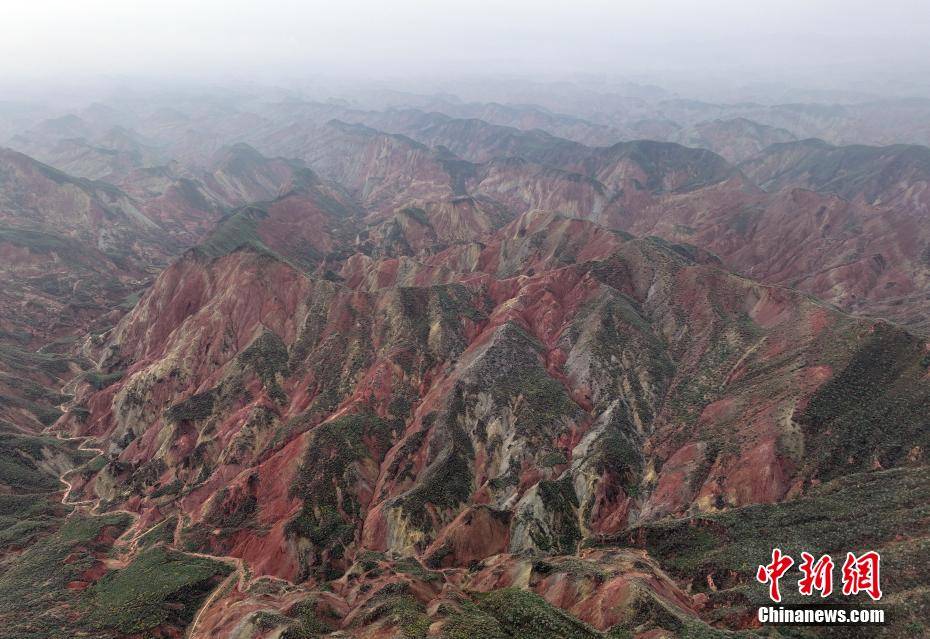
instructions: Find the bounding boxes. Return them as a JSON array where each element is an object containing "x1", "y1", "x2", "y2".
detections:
[
  {"x1": 393, "y1": 556, "x2": 442, "y2": 582},
  {"x1": 508, "y1": 369, "x2": 579, "y2": 438},
  {"x1": 82, "y1": 369, "x2": 125, "y2": 390},
  {"x1": 396, "y1": 398, "x2": 474, "y2": 531},
  {"x1": 532, "y1": 477, "x2": 582, "y2": 554},
  {"x1": 0, "y1": 433, "x2": 93, "y2": 493},
  {"x1": 603, "y1": 466, "x2": 930, "y2": 608},
  {"x1": 288, "y1": 412, "x2": 398, "y2": 574},
  {"x1": 360, "y1": 592, "x2": 430, "y2": 638},
  {"x1": 799, "y1": 324, "x2": 930, "y2": 479},
  {"x1": 540, "y1": 449, "x2": 568, "y2": 467},
  {"x1": 195, "y1": 206, "x2": 271, "y2": 258},
  {"x1": 119, "y1": 291, "x2": 141, "y2": 310},
  {"x1": 0, "y1": 345, "x2": 73, "y2": 376},
  {"x1": 438, "y1": 588, "x2": 753, "y2": 639},
  {"x1": 0, "y1": 512, "x2": 131, "y2": 639},
  {"x1": 595, "y1": 426, "x2": 642, "y2": 490},
  {"x1": 0, "y1": 372, "x2": 69, "y2": 404},
  {"x1": 476, "y1": 588, "x2": 601, "y2": 639},
  {"x1": 164, "y1": 388, "x2": 217, "y2": 423},
  {"x1": 280, "y1": 598, "x2": 332, "y2": 638},
  {"x1": 86, "y1": 546, "x2": 232, "y2": 634},
  {"x1": 431, "y1": 283, "x2": 485, "y2": 324},
  {"x1": 0, "y1": 493, "x2": 69, "y2": 552},
  {"x1": 238, "y1": 330, "x2": 289, "y2": 403},
  {"x1": 439, "y1": 598, "x2": 506, "y2": 639},
  {"x1": 135, "y1": 516, "x2": 178, "y2": 548},
  {"x1": 0, "y1": 227, "x2": 73, "y2": 253}
]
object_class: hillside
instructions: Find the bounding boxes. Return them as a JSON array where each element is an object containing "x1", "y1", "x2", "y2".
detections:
[{"x1": 41, "y1": 203, "x2": 929, "y2": 637}]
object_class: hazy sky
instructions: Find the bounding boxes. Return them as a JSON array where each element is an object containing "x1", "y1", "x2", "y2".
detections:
[{"x1": 3, "y1": 0, "x2": 929, "y2": 88}]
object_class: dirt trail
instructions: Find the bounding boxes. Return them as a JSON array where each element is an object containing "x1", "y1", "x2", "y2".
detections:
[{"x1": 48, "y1": 429, "x2": 266, "y2": 638}]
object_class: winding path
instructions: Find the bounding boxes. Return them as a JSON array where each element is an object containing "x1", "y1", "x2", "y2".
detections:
[{"x1": 49, "y1": 428, "x2": 271, "y2": 638}]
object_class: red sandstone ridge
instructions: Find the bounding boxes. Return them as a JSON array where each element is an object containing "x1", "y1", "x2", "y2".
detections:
[{"x1": 51, "y1": 196, "x2": 930, "y2": 636}]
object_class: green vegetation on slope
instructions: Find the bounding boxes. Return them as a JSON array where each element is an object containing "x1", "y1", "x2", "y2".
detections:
[
  {"x1": 288, "y1": 412, "x2": 399, "y2": 575},
  {"x1": 195, "y1": 206, "x2": 272, "y2": 258},
  {"x1": 238, "y1": 330, "x2": 289, "y2": 403},
  {"x1": 86, "y1": 546, "x2": 232, "y2": 634},
  {"x1": 0, "y1": 512, "x2": 131, "y2": 639},
  {"x1": 0, "y1": 509, "x2": 231, "y2": 639},
  {"x1": 602, "y1": 466, "x2": 930, "y2": 635},
  {"x1": 799, "y1": 324, "x2": 930, "y2": 479},
  {"x1": 164, "y1": 388, "x2": 217, "y2": 423},
  {"x1": 0, "y1": 433, "x2": 95, "y2": 493}
]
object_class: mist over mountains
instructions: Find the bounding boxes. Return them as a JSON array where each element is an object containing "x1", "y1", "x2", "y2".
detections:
[{"x1": 1, "y1": 5, "x2": 930, "y2": 636}]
